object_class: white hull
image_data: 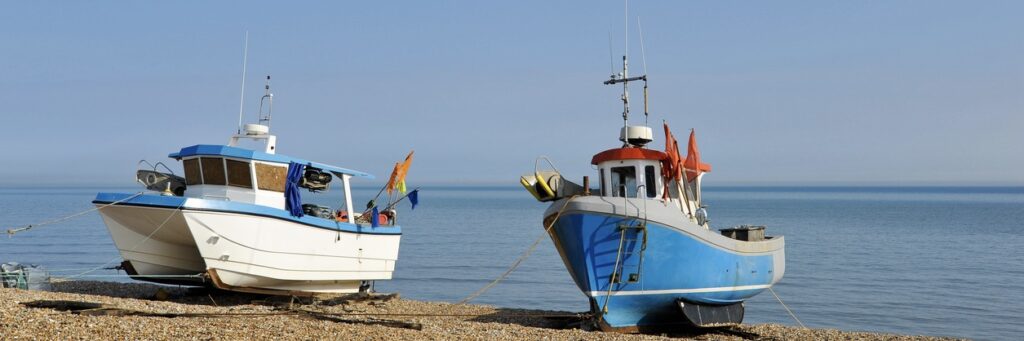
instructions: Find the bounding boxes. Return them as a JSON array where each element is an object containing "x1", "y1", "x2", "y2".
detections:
[
  {"x1": 183, "y1": 210, "x2": 401, "y2": 293},
  {"x1": 96, "y1": 203, "x2": 401, "y2": 293},
  {"x1": 95, "y1": 204, "x2": 205, "y2": 283}
]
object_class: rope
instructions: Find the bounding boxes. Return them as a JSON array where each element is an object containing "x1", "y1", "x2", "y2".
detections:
[
  {"x1": 6, "y1": 192, "x2": 144, "y2": 237},
  {"x1": 64, "y1": 197, "x2": 186, "y2": 279},
  {"x1": 456, "y1": 195, "x2": 578, "y2": 305},
  {"x1": 768, "y1": 286, "x2": 806, "y2": 328}
]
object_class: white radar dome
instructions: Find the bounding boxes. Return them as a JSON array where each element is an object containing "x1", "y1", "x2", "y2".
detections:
[{"x1": 620, "y1": 125, "x2": 654, "y2": 146}]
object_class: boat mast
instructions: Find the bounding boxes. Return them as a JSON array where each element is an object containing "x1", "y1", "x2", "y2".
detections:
[{"x1": 237, "y1": 31, "x2": 249, "y2": 135}]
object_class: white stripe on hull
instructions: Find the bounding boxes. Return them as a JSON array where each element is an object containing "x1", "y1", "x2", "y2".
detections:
[{"x1": 586, "y1": 284, "x2": 772, "y2": 297}]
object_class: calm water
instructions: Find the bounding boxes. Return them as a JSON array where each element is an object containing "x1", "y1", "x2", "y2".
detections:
[{"x1": 1, "y1": 186, "x2": 1021, "y2": 340}]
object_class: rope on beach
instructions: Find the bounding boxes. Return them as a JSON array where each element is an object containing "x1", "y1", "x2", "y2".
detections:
[
  {"x1": 455, "y1": 195, "x2": 578, "y2": 305},
  {"x1": 769, "y1": 287, "x2": 806, "y2": 329},
  {"x1": 5, "y1": 192, "x2": 144, "y2": 237}
]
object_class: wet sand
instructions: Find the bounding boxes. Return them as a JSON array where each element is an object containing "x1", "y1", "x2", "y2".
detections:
[{"x1": 0, "y1": 281, "x2": 962, "y2": 340}]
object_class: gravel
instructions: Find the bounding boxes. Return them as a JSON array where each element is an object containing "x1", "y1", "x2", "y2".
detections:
[{"x1": 0, "y1": 281, "x2": 964, "y2": 340}]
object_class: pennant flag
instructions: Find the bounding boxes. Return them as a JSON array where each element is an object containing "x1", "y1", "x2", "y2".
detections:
[
  {"x1": 371, "y1": 206, "x2": 380, "y2": 227},
  {"x1": 395, "y1": 151, "x2": 414, "y2": 194},
  {"x1": 663, "y1": 122, "x2": 682, "y2": 181},
  {"x1": 385, "y1": 162, "x2": 400, "y2": 196},
  {"x1": 682, "y1": 129, "x2": 712, "y2": 182},
  {"x1": 408, "y1": 189, "x2": 419, "y2": 210}
]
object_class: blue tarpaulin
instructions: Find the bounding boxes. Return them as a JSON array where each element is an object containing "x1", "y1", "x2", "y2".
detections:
[
  {"x1": 285, "y1": 162, "x2": 305, "y2": 217},
  {"x1": 371, "y1": 206, "x2": 380, "y2": 227}
]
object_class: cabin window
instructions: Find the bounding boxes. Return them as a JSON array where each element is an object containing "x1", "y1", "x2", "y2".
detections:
[
  {"x1": 255, "y1": 163, "x2": 287, "y2": 192},
  {"x1": 183, "y1": 158, "x2": 201, "y2": 185},
  {"x1": 225, "y1": 159, "x2": 253, "y2": 189},
  {"x1": 599, "y1": 168, "x2": 606, "y2": 196},
  {"x1": 200, "y1": 157, "x2": 226, "y2": 185},
  {"x1": 610, "y1": 166, "x2": 637, "y2": 197},
  {"x1": 644, "y1": 165, "x2": 657, "y2": 198}
]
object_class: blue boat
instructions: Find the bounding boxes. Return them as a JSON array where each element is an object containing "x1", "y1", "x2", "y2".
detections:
[{"x1": 521, "y1": 54, "x2": 785, "y2": 332}]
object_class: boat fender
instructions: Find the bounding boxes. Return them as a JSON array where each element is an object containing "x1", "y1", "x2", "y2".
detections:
[
  {"x1": 534, "y1": 172, "x2": 556, "y2": 199},
  {"x1": 520, "y1": 176, "x2": 543, "y2": 201}
]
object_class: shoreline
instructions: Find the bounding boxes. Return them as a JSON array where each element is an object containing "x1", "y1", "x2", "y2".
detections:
[{"x1": 0, "y1": 281, "x2": 961, "y2": 340}]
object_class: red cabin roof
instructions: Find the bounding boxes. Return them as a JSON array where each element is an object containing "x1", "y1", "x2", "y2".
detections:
[{"x1": 591, "y1": 147, "x2": 668, "y2": 165}]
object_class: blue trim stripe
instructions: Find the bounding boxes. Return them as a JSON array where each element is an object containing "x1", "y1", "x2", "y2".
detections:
[
  {"x1": 94, "y1": 192, "x2": 401, "y2": 235},
  {"x1": 168, "y1": 144, "x2": 374, "y2": 179}
]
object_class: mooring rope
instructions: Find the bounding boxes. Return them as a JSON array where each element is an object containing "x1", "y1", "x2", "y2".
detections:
[
  {"x1": 64, "y1": 197, "x2": 186, "y2": 280},
  {"x1": 6, "y1": 192, "x2": 145, "y2": 237},
  {"x1": 769, "y1": 286, "x2": 806, "y2": 328},
  {"x1": 456, "y1": 195, "x2": 578, "y2": 305}
]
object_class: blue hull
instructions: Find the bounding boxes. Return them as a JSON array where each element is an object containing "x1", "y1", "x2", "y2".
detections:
[{"x1": 549, "y1": 212, "x2": 781, "y2": 330}]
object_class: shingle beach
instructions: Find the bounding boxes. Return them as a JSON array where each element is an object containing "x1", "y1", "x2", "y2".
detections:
[{"x1": 0, "y1": 281, "x2": 961, "y2": 340}]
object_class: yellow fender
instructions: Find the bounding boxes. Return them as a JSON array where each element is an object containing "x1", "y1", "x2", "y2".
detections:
[
  {"x1": 534, "y1": 172, "x2": 555, "y2": 199},
  {"x1": 520, "y1": 176, "x2": 543, "y2": 201}
]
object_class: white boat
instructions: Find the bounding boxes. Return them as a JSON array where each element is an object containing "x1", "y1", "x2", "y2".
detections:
[{"x1": 94, "y1": 77, "x2": 405, "y2": 295}]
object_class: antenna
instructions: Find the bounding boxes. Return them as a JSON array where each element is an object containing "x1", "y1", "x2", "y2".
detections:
[
  {"x1": 257, "y1": 75, "x2": 273, "y2": 127},
  {"x1": 237, "y1": 31, "x2": 249, "y2": 134},
  {"x1": 638, "y1": 16, "x2": 649, "y2": 124},
  {"x1": 622, "y1": 0, "x2": 629, "y2": 128},
  {"x1": 602, "y1": 0, "x2": 646, "y2": 130},
  {"x1": 638, "y1": 17, "x2": 648, "y2": 76}
]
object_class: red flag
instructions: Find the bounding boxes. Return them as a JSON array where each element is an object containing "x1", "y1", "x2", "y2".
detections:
[
  {"x1": 662, "y1": 123, "x2": 679, "y2": 180},
  {"x1": 683, "y1": 129, "x2": 711, "y2": 182}
]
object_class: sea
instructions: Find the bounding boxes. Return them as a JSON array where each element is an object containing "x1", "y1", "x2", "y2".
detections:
[{"x1": 1, "y1": 185, "x2": 1021, "y2": 340}]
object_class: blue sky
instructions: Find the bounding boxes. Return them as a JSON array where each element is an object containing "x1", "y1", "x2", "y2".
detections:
[{"x1": 1, "y1": 1, "x2": 1021, "y2": 186}]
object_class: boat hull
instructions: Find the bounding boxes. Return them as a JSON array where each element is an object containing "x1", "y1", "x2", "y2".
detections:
[
  {"x1": 544, "y1": 197, "x2": 784, "y2": 331},
  {"x1": 94, "y1": 202, "x2": 205, "y2": 285},
  {"x1": 94, "y1": 193, "x2": 402, "y2": 294},
  {"x1": 183, "y1": 209, "x2": 400, "y2": 294}
]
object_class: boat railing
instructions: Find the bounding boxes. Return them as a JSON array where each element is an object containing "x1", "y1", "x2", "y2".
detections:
[{"x1": 137, "y1": 159, "x2": 177, "y2": 175}]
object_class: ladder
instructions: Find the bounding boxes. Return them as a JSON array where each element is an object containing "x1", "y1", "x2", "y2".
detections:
[{"x1": 601, "y1": 219, "x2": 648, "y2": 313}]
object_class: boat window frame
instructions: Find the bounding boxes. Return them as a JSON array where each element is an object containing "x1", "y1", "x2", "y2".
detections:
[
  {"x1": 254, "y1": 162, "x2": 288, "y2": 192},
  {"x1": 609, "y1": 166, "x2": 638, "y2": 198},
  {"x1": 599, "y1": 168, "x2": 606, "y2": 196},
  {"x1": 225, "y1": 158, "x2": 254, "y2": 189},
  {"x1": 199, "y1": 157, "x2": 227, "y2": 186},
  {"x1": 644, "y1": 165, "x2": 657, "y2": 198},
  {"x1": 183, "y1": 158, "x2": 202, "y2": 185}
]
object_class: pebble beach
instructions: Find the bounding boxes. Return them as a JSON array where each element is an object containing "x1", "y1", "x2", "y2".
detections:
[{"x1": 0, "y1": 281, "x2": 963, "y2": 340}]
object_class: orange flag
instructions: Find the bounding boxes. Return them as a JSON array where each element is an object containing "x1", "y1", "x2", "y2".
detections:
[
  {"x1": 662, "y1": 122, "x2": 682, "y2": 181},
  {"x1": 395, "y1": 151, "x2": 415, "y2": 194},
  {"x1": 683, "y1": 129, "x2": 711, "y2": 182},
  {"x1": 385, "y1": 162, "x2": 401, "y2": 196}
]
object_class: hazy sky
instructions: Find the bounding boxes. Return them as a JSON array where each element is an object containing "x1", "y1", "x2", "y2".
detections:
[{"x1": 2, "y1": 1, "x2": 1021, "y2": 186}]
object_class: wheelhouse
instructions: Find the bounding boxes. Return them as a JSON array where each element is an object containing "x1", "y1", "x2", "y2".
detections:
[
  {"x1": 169, "y1": 144, "x2": 372, "y2": 217},
  {"x1": 591, "y1": 147, "x2": 666, "y2": 199}
]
